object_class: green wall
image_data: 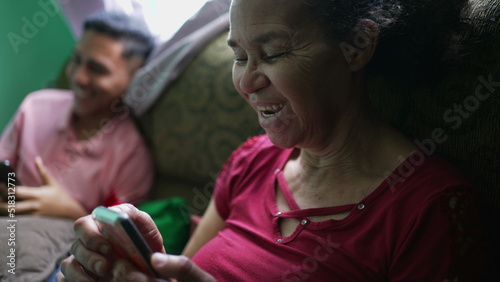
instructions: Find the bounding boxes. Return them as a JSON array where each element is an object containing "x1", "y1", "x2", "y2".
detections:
[{"x1": 0, "y1": 0, "x2": 75, "y2": 131}]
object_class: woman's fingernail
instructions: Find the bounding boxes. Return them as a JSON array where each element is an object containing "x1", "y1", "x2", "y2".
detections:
[
  {"x1": 99, "y1": 244, "x2": 110, "y2": 256},
  {"x1": 112, "y1": 261, "x2": 123, "y2": 278},
  {"x1": 95, "y1": 260, "x2": 105, "y2": 276},
  {"x1": 151, "y1": 252, "x2": 168, "y2": 267},
  {"x1": 113, "y1": 260, "x2": 134, "y2": 280}
]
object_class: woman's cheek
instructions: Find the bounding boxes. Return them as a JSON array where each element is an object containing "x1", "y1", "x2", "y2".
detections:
[{"x1": 232, "y1": 68, "x2": 247, "y2": 99}]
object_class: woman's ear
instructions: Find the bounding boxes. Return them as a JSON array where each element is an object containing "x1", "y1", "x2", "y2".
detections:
[{"x1": 339, "y1": 19, "x2": 379, "y2": 72}]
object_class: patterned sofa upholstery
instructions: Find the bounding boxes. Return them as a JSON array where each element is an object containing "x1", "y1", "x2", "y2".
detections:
[{"x1": 136, "y1": 31, "x2": 262, "y2": 215}]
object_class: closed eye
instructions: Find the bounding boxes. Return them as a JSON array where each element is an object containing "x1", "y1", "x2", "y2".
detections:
[
  {"x1": 234, "y1": 57, "x2": 248, "y2": 65},
  {"x1": 233, "y1": 52, "x2": 287, "y2": 65},
  {"x1": 264, "y1": 52, "x2": 287, "y2": 63}
]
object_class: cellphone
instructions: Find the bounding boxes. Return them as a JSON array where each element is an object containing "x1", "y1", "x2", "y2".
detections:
[
  {"x1": 0, "y1": 160, "x2": 21, "y2": 186},
  {"x1": 91, "y1": 206, "x2": 157, "y2": 276}
]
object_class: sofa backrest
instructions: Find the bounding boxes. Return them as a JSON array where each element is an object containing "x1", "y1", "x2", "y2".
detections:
[
  {"x1": 367, "y1": 0, "x2": 499, "y2": 275},
  {"x1": 136, "y1": 31, "x2": 262, "y2": 215}
]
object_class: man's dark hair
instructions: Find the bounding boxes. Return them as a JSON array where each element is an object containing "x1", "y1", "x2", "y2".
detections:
[{"x1": 83, "y1": 11, "x2": 155, "y2": 62}]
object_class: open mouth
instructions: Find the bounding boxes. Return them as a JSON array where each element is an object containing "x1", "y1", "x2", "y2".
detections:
[{"x1": 257, "y1": 104, "x2": 285, "y2": 118}]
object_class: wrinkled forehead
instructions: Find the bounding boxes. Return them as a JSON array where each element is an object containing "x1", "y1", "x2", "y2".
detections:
[
  {"x1": 229, "y1": 0, "x2": 309, "y2": 28},
  {"x1": 229, "y1": 0, "x2": 315, "y2": 41}
]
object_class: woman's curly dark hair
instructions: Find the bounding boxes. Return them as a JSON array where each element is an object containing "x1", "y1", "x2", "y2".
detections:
[{"x1": 304, "y1": 0, "x2": 473, "y2": 84}]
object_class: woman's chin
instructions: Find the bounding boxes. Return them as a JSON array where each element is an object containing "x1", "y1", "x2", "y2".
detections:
[
  {"x1": 266, "y1": 132, "x2": 297, "y2": 149},
  {"x1": 259, "y1": 111, "x2": 293, "y2": 132}
]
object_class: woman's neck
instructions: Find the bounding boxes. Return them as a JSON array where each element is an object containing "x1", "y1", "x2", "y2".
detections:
[
  {"x1": 286, "y1": 98, "x2": 415, "y2": 196},
  {"x1": 299, "y1": 110, "x2": 383, "y2": 178}
]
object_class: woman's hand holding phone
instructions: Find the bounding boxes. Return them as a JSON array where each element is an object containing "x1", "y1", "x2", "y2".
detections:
[
  {"x1": 57, "y1": 204, "x2": 165, "y2": 281},
  {"x1": 57, "y1": 204, "x2": 215, "y2": 282},
  {"x1": 91, "y1": 206, "x2": 159, "y2": 277}
]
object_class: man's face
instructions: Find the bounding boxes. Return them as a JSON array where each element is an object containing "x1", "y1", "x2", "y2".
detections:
[{"x1": 66, "y1": 30, "x2": 142, "y2": 119}]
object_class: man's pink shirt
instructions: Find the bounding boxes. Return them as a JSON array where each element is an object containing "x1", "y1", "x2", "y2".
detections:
[{"x1": 0, "y1": 89, "x2": 154, "y2": 212}]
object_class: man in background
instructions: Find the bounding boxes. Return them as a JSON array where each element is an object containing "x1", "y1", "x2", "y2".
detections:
[{"x1": 0, "y1": 11, "x2": 155, "y2": 281}]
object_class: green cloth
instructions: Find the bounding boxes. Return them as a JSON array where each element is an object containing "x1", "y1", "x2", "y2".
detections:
[{"x1": 138, "y1": 197, "x2": 191, "y2": 255}]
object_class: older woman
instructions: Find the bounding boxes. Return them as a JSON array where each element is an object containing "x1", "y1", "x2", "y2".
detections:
[{"x1": 57, "y1": 0, "x2": 483, "y2": 281}]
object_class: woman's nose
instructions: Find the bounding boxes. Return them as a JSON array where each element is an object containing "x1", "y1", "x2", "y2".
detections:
[{"x1": 238, "y1": 63, "x2": 270, "y2": 95}]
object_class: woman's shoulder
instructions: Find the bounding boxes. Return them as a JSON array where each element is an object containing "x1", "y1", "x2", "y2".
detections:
[
  {"x1": 385, "y1": 150, "x2": 474, "y2": 208},
  {"x1": 388, "y1": 150, "x2": 469, "y2": 187},
  {"x1": 216, "y1": 134, "x2": 290, "y2": 183},
  {"x1": 224, "y1": 134, "x2": 285, "y2": 166}
]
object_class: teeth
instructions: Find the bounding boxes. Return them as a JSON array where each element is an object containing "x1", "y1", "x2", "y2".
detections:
[
  {"x1": 257, "y1": 103, "x2": 285, "y2": 118},
  {"x1": 256, "y1": 104, "x2": 284, "y2": 112}
]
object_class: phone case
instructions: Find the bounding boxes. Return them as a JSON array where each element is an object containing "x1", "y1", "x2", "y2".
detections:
[
  {"x1": 91, "y1": 206, "x2": 156, "y2": 276},
  {"x1": 1, "y1": 160, "x2": 20, "y2": 185}
]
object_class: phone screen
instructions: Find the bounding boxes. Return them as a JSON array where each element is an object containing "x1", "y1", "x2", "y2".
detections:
[
  {"x1": 91, "y1": 206, "x2": 156, "y2": 276},
  {"x1": 0, "y1": 160, "x2": 19, "y2": 186}
]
